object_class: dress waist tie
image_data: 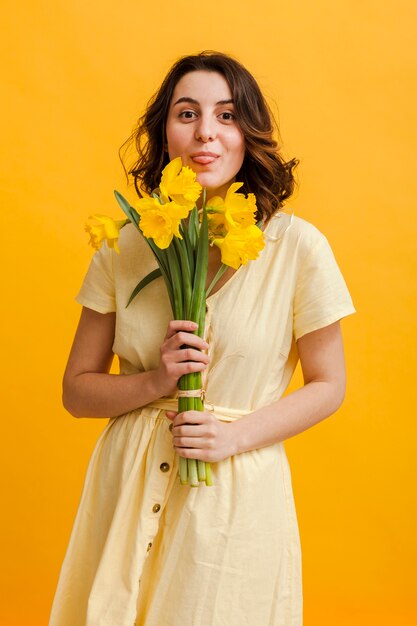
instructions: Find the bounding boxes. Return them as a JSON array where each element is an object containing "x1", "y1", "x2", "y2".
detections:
[{"x1": 143, "y1": 398, "x2": 251, "y2": 423}]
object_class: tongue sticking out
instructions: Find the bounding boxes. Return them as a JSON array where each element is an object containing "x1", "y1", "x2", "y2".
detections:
[{"x1": 191, "y1": 155, "x2": 217, "y2": 165}]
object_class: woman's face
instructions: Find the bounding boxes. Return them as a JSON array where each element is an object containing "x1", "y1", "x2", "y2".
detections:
[{"x1": 165, "y1": 70, "x2": 245, "y2": 199}]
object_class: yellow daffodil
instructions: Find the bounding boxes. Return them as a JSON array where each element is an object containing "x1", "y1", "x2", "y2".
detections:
[
  {"x1": 136, "y1": 196, "x2": 190, "y2": 249},
  {"x1": 159, "y1": 157, "x2": 202, "y2": 208},
  {"x1": 223, "y1": 182, "x2": 257, "y2": 226},
  {"x1": 206, "y1": 182, "x2": 257, "y2": 239},
  {"x1": 85, "y1": 215, "x2": 127, "y2": 253},
  {"x1": 205, "y1": 196, "x2": 227, "y2": 237},
  {"x1": 212, "y1": 224, "x2": 265, "y2": 270}
]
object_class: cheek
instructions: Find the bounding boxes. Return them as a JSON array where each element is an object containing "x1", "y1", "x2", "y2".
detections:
[
  {"x1": 230, "y1": 141, "x2": 245, "y2": 172},
  {"x1": 166, "y1": 135, "x2": 179, "y2": 158},
  {"x1": 166, "y1": 124, "x2": 186, "y2": 158},
  {"x1": 226, "y1": 130, "x2": 245, "y2": 162}
]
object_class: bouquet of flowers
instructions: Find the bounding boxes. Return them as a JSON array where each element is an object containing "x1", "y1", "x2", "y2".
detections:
[{"x1": 85, "y1": 157, "x2": 265, "y2": 486}]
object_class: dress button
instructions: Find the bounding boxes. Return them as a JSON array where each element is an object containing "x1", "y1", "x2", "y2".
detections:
[
  {"x1": 169, "y1": 423, "x2": 173, "y2": 432},
  {"x1": 152, "y1": 503, "x2": 161, "y2": 513},
  {"x1": 160, "y1": 462, "x2": 170, "y2": 472},
  {"x1": 147, "y1": 542, "x2": 152, "y2": 552}
]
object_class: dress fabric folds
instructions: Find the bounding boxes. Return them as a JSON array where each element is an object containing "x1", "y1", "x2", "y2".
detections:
[{"x1": 49, "y1": 212, "x2": 355, "y2": 626}]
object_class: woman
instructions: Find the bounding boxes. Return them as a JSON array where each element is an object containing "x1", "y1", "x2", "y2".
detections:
[{"x1": 50, "y1": 51, "x2": 355, "y2": 626}]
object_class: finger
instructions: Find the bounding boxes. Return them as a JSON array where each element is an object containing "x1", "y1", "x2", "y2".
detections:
[
  {"x1": 165, "y1": 411, "x2": 177, "y2": 420},
  {"x1": 173, "y1": 436, "x2": 206, "y2": 448},
  {"x1": 169, "y1": 332, "x2": 208, "y2": 352},
  {"x1": 174, "y1": 410, "x2": 206, "y2": 426},
  {"x1": 174, "y1": 360, "x2": 209, "y2": 377},
  {"x1": 165, "y1": 320, "x2": 198, "y2": 340},
  {"x1": 174, "y1": 447, "x2": 209, "y2": 461},
  {"x1": 173, "y1": 347, "x2": 210, "y2": 364},
  {"x1": 173, "y1": 424, "x2": 204, "y2": 437}
]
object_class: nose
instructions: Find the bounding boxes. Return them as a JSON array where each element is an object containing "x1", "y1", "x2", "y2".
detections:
[{"x1": 195, "y1": 115, "x2": 216, "y2": 142}]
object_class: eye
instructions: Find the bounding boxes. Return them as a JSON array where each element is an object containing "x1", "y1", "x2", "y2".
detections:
[
  {"x1": 179, "y1": 110, "x2": 197, "y2": 120},
  {"x1": 219, "y1": 111, "x2": 236, "y2": 122}
]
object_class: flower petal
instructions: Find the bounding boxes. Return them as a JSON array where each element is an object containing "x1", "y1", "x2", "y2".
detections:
[
  {"x1": 85, "y1": 215, "x2": 125, "y2": 253},
  {"x1": 160, "y1": 157, "x2": 183, "y2": 202},
  {"x1": 212, "y1": 225, "x2": 265, "y2": 269},
  {"x1": 139, "y1": 209, "x2": 173, "y2": 248},
  {"x1": 159, "y1": 158, "x2": 202, "y2": 208}
]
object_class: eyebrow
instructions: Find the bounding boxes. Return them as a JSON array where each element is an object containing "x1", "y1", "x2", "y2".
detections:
[{"x1": 173, "y1": 97, "x2": 234, "y2": 106}]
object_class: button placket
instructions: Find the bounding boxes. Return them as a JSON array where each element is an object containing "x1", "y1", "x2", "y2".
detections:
[{"x1": 143, "y1": 424, "x2": 177, "y2": 557}]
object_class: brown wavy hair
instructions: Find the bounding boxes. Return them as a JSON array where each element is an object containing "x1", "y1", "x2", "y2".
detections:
[{"x1": 120, "y1": 51, "x2": 298, "y2": 223}]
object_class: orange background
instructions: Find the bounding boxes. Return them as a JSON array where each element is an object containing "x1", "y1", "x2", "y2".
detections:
[{"x1": 1, "y1": 1, "x2": 416, "y2": 624}]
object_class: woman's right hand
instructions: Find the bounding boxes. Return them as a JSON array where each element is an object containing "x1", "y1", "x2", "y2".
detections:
[{"x1": 153, "y1": 320, "x2": 210, "y2": 397}]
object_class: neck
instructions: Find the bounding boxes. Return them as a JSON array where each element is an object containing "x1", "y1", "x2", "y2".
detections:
[{"x1": 196, "y1": 184, "x2": 231, "y2": 208}]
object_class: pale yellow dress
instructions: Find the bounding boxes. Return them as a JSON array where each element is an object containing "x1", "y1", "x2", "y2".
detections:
[{"x1": 49, "y1": 211, "x2": 355, "y2": 626}]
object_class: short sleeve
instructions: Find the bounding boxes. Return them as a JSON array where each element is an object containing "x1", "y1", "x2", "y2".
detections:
[
  {"x1": 293, "y1": 234, "x2": 356, "y2": 341},
  {"x1": 75, "y1": 242, "x2": 116, "y2": 314}
]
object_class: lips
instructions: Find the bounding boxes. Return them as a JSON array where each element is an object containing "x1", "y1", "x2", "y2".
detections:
[{"x1": 190, "y1": 151, "x2": 219, "y2": 165}]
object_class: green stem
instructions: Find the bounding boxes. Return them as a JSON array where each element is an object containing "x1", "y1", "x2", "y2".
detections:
[
  {"x1": 179, "y1": 456, "x2": 188, "y2": 485},
  {"x1": 177, "y1": 200, "x2": 213, "y2": 486},
  {"x1": 188, "y1": 459, "x2": 199, "y2": 487},
  {"x1": 193, "y1": 203, "x2": 211, "y2": 485},
  {"x1": 206, "y1": 263, "x2": 228, "y2": 297},
  {"x1": 178, "y1": 376, "x2": 187, "y2": 484},
  {"x1": 173, "y1": 237, "x2": 192, "y2": 319},
  {"x1": 189, "y1": 207, "x2": 208, "y2": 328},
  {"x1": 205, "y1": 462, "x2": 213, "y2": 486},
  {"x1": 166, "y1": 245, "x2": 183, "y2": 319},
  {"x1": 197, "y1": 458, "x2": 206, "y2": 482}
]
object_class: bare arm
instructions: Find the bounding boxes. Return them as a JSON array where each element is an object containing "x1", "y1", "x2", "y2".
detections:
[
  {"x1": 63, "y1": 307, "x2": 209, "y2": 418},
  {"x1": 166, "y1": 320, "x2": 348, "y2": 461},
  {"x1": 231, "y1": 320, "x2": 347, "y2": 454}
]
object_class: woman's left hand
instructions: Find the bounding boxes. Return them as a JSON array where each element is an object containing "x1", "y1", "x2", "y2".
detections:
[{"x1": 165, "y1": 409, "x2": 237, "y2": 463}]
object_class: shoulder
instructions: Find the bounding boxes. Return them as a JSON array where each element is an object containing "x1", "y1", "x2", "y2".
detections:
[
  {"x1": 117, "y1": 222, "x2": 152, "y2": 262},
  {"x1": 118, "y1": 222, "x2": 143, "y2": 249},
  {"x1": 112, "y1": 222, "x2": 159, "y2": 282},
  {"x1": 265, "y1": 211, "x2": 329, "y2": 263}
]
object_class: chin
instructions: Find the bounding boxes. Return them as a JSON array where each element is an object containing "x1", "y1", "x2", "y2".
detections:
[{"x1": 196, "y1": 173, "x2": 226, "y2": 191}]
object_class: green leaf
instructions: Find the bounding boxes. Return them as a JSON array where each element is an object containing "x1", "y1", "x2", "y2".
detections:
[
  {"x1": 126, "y1": 268, "x2": 162, "y2": 308},
  {"x1": 147, "y1": 243, "x2": 175, "y2": 315},
  {"x1": 206, "y1": 263, "x2": 228, "y2": 297},
  {"x1": 188, "y1": 206, "x2": 199, "y2": 248},
  {"x1": 114, "y1": 190, "x2": 140, "y2": 228},
  {"x1": 180, "y1": 221, "x2": 195, "y2": 278},
  {"x1": 114, "y1": 190, "x2": 176, "y2": 312}
]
